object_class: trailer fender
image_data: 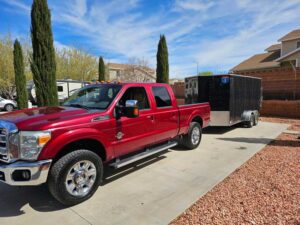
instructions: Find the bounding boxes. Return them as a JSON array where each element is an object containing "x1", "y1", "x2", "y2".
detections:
[{"x1": 241, "y1": 110, "x2": 259, "y2": 122}]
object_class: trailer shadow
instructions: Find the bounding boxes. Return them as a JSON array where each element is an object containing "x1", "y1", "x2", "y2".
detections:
[
  {"x1": 217, "y1": 137, "x2": 300, "y2": 147},
  {"x1": 202, "y1": 125, "x2": 240, "y2": 135},
  {"x1": 0, "y1": 152, "x2": 169, "y2": 217}
]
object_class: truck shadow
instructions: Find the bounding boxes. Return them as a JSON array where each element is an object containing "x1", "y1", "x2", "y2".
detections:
[
  {"x1": 0, "y1": 152, "x2": 168, "y2": 217},
  {"x1": 102, "y1": 154, "x2": 166, "y2": 185},
  {"x1": 0, "y1": 183, "x2": 65, "y2": 217}
]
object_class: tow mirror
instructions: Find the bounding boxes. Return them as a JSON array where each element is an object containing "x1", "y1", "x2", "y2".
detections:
[
  {"x1": 124, "y1": 100, "x2": 139, "y2": 118},
  {"x1": 115, "y1": 100, "x2": 139, "y2": 119}
]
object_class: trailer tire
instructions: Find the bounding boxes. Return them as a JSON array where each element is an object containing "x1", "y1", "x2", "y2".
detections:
[
  {"x1": 253, "y1": 114, "x2": 258, "y2": 126},
  {"x1": 245, "y1": 114, "x2": 255, "y2": 128},
  {"x1": 48, "y1": 150, "x2": 103, "y2": 206},
  {"x1": 181, "y1": 122, "x2": 202, "y2": 150}
]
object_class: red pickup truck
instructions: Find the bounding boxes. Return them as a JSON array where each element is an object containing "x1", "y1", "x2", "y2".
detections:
[{"x1": 0, "y1": 83, "x2": 210, "y2": 205}]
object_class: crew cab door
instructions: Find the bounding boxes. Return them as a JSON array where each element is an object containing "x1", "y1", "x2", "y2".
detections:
[
  {"x1": 151, "y1": 86, "x2": 179, "y2": 143},
  {"x1": 113, "y1": 86, "x2": 156, "y2": 157}
]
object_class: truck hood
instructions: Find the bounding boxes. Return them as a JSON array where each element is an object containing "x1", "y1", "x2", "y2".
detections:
[{"x1": 0, "y1": 106, "x2": 100, "y2": 130}]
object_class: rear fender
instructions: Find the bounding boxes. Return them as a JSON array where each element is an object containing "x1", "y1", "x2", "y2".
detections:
[{"x1": 183, "y1": 111, "x2": 204, "y2": 134}]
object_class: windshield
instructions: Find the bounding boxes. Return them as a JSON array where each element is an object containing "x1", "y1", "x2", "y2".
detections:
[{"x1": 63, "y1": 85, "x2": 122, "y2": 110}]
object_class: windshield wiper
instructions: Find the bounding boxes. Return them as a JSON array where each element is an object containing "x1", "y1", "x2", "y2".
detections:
[{"x1": 67, "y1": 103, "x2": 90, "y2": 110}]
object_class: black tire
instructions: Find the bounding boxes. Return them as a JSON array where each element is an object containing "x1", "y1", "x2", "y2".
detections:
[
  {"x1": 181, "y1": 122, "x2": 202, "y2": 150},
  {"x1": 245, "y1": 114, "x2": 255, "y2": 128},
  {"x1": 4, "y1": 104, "x2": 14, "y2": 112},
  {"x1": 48, "y1": 150, "x2": 103, "y2": 206},
  {"x1": 253, "y1": 114, "x2": 258, "y2": 126}
]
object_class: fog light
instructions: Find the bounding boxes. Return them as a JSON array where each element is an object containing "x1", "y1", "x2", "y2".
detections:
[
  {"x1": 12, "y1": 170, "x2": 31, "y2": 181},
  {"x1": 22, "y1": 170, "x2": 31, "y2": 180}
]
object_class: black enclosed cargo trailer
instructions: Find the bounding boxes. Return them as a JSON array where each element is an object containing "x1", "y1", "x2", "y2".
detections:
[{"x1": 185, "y1": 74, "x2": 262, "y2": 127}]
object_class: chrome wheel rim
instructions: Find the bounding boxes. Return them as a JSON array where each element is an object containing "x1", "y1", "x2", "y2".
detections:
[
  {"x1": 191, "y1": 126, "x2": 200, "y2": 145},
  {"x1": 65, "y1": 160, "x2": 97, "y2": 197}
]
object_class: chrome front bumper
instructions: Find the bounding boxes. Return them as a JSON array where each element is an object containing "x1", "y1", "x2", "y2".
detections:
[{"x1": 0, "y1": 159, "x2": 52, "y2": 186}]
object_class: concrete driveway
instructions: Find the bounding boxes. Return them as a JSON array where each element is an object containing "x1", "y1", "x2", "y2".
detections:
[{"x1": 0, "y1": 121, "x2": 288, "y2": 225}]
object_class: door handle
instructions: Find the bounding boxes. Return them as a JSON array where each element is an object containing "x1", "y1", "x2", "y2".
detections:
[{"x1": 146, "y1": 115, "x2": 154, "y2": 120}]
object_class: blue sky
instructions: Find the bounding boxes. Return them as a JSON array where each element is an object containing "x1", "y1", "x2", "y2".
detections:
[{"x1": 1, "y1": 0, "x2": 300, "y2": 78}]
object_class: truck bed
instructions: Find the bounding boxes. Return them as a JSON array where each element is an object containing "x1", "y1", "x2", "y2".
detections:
[{"x1": 177, "y1": 102, "x2": 210, "y2": 135}]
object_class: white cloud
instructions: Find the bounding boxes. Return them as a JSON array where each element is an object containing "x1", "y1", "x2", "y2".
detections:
[
  {"x1": 71, "y1": 0, "x2": 87, "y2": 17},
  {"x1": 54, "y1": 40, "x2": 71, "y2": 51},
  {"x1": 0, "y1": 0, "x2": 30, "y2": 12},
  {"x1": 174, "y1": 0, "x2": 215, "y2": 11},
  {"x1": 2, "y1": 0, "x2": 300, "y2": 77},
  {"x1": 194, "y1": 0, "x2": 300, "y2": 71}
]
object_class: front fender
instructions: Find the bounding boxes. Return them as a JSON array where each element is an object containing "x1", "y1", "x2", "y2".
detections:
[{"x1": 38, "y1": 127, "x2": 112, "y2": 161}]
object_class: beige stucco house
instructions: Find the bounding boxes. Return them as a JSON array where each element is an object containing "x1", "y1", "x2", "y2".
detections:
[
  {"x1": 106, "y1": 63, "x2": 156, "y2": 82},
  {"x1": 231, "y1": 29, "x2": 300, "y2": 72},
  {"x1": 231, "y1": 29, "x2": 300, "y2": 100},
  {"x1": 276, "y1": 29, "x2": 300, "y2": 67}
]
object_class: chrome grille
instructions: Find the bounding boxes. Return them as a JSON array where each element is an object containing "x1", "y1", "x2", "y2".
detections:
[
  {"x1": 0, "y1": 121, "x2": 18, "y2": 162},
  {"x1": 0, "y1": 128, "x2": 8, "y2": 160}
]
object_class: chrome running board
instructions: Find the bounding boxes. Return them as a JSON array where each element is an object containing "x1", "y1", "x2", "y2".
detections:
[{"x1": 110, "y1": 141, "x2": 178, "y2": 169}]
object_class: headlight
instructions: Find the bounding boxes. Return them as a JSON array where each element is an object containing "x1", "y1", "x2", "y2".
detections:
[{"x1": 18, "y1": 131, "x2": 51, "y2": 160}]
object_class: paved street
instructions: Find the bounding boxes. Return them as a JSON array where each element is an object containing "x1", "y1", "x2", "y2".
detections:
[{"x1": 0, "y1": 122, "x2": 288, "y2": 225}]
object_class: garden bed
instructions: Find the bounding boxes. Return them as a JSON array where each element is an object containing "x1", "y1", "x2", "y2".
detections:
[{"x1": 170, "y1": 117, "x2": 300, "y2": 225}]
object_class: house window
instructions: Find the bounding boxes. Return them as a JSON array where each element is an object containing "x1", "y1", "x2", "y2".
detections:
[{"x1": 297, "y1": 41, "x2": 300, "y2": 48}]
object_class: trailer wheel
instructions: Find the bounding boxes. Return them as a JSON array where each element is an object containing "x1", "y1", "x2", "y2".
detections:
[
  {"x1": 48, "y1": 150, "x2": 103, "y2": 206},
  {"x1": 181, "y1": 122, "x2": 202, "y2": 150},
  {"x1": 245, "y1": 114, "x2": 255, "y2": 128},
  {"x1": 253, "y1": 114, "x2": 259, "y2": 126}
]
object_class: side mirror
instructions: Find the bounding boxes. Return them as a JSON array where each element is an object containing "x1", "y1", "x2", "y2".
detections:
[
  {"x1": 115, "y1": 100, "x2": 139, "y2": 119},
  {"x1": 124, "y1": 100, "x2": 139, "y2": 118}
]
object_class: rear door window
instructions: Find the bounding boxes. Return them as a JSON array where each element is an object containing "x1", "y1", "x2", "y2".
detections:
[{"x1": 152, "y1": 86, "x2": 172, "y2": 108}]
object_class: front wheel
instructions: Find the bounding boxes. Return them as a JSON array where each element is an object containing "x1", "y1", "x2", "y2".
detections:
[
  {"x1": 48, "y1": 150, "x2": 103, "y2": 206},
  {"x1": 181, "y1": 122, "x2": 202, "y2": 150}
]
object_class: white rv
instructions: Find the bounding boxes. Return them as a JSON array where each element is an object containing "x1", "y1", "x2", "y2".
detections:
[{"x1": 27, "y1": 80, "x2": 88, "y2": 104}]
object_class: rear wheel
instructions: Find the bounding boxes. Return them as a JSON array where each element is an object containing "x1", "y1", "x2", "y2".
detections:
[
  {"x1": 181, "y1": 122, "x2": 202, "y2": 149},
  {"x1": 48, "y1": 150, "x2": 103, "y2": 206},
  {"x1": 4, "y1": 104, "x2": 14, "y2": 112}
]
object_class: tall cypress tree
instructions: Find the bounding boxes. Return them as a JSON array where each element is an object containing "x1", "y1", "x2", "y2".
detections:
[
  {"x1": 156, "y1": 35, "x2": 169, "y2": 84},
  {"x1": 13, "y1": 39, "x2": 28, "y2": 109},
  {"x1": 98, "y1": 56, "x2": 105, "y2": 81},
  {"x1": 30, "y1": 0, "x2": 58, "y2": 106}
]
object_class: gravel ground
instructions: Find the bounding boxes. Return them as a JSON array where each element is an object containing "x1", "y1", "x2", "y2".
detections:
[{"x1": 170, "y1": 117, "x2": 300, "y2": 225}]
